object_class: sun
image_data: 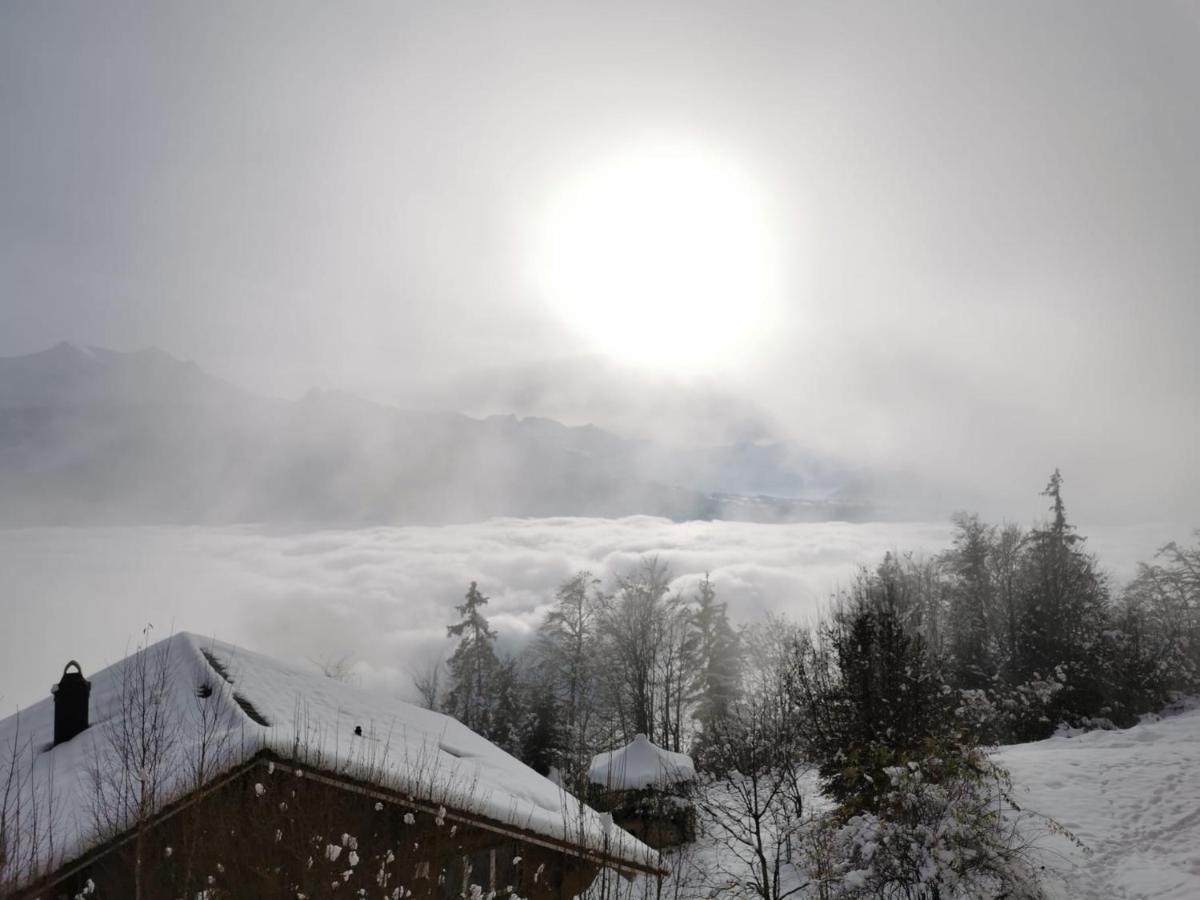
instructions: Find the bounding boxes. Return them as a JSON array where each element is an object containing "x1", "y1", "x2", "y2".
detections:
[{"x1": 528, "y1": 141, "x2": 782, "y2": 374}]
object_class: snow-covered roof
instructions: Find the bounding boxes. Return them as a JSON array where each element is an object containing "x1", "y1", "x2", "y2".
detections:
[
  {"x1": 588, "y1": 734, "x2": 696, "y2": 791},
  {"x1": 0, "y1": 633, "x2": 660, "y2": 885}
]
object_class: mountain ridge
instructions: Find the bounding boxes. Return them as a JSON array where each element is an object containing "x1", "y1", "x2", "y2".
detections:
[{"x1": 0, "y1": 343, "x2": 905, "y2": 525}]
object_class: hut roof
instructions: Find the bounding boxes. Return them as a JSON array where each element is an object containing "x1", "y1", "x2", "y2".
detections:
[
  {"x1": 588, "y1": 734, "x2": 696, "y2": 791},
  {"x1": 0, "y1": 632, "x2": 660, "y2": 886}
]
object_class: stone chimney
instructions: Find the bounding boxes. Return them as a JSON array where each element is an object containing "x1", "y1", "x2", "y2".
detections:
[{"x1": 52, "y1": 660, "x2": 90, "y2": 745}]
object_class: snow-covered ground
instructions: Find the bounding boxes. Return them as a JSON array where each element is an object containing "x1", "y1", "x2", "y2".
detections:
[
  {"x1": 607, "y1": 706, "x2": 1200, "y2": 899},
  {"x1": 999, "y1": 702, "x2": 1200, "y2": 900}
]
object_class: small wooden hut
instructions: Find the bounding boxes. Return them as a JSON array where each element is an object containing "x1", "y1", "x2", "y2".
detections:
[{"x1": 587, "y1": 734, "x2": 697, "y2": 849}]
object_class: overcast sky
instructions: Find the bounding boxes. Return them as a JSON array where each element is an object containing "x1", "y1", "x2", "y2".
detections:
[{"x1": 3, "y1": 1, "x2": 1199, "y2": 522}]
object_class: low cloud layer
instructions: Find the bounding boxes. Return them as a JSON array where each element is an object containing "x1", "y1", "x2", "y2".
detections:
[{"x1": 1, "y1": 517, "x2": 1184, "y2": 711}]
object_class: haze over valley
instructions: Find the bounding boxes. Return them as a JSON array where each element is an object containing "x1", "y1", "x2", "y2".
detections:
[{"x1": 0, "y1": 341, "x2": 930, "y2": 527}]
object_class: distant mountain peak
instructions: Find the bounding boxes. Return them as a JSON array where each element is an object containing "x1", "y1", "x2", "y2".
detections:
[
  {"x1": 0, "y1": 341, "x2": 911, "y2": 525},
  {"x1": 21, "y1": 341, "x2": 192, "y2": 369},
  {"x1": 52, "y1": 340, "x2": 97, "y2": 358}
]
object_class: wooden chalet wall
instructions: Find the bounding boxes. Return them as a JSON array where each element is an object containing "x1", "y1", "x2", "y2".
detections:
[
  {"x1": 587, "y1": 786, "x2": 695, "y2": 851},
  {"x1": 17, "y1": 756, "x2": 608, "y2": 900}
]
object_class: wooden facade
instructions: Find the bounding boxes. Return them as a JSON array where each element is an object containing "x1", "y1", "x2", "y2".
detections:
[
  {"x1": 16, "y1": 751, "x2": 657, "y2": 900},
  {"x1": 587, "y1": 786, "x2": 696, "y2": 851}
]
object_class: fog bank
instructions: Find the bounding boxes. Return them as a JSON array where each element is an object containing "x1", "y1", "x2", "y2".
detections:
[{"x1": 1, "y1": 517, "x2": 1183, "y2": 712}]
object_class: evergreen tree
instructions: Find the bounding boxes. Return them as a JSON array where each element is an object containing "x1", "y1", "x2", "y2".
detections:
[
  {"x1": 990, "y1": 522, "x2": 1027, "y2": 683},
  {"x1": 1015, "y1": 470, "x2": 1113, "y2": 731},
  {"x1": 812, "y1": 589, "x2": 958, "y2": 811},
  {"x1": 870, "y1": 551, "x2": 947, "y2": 657},
  {"x1": 488, "y1": 655, "x2": 523, "y2": 756},
  {"x1": 444, "y1": 581, "x2": 500, "y2": 735},
  {"x1": 944, "y1": 512, "x2": 998, "y2": 690},
  {"x1": 520, "y1": 678, "x2": 563, "y2": 777},
  {"x1": 687, "y1": 574, "x2": 741, "y2": 768}
]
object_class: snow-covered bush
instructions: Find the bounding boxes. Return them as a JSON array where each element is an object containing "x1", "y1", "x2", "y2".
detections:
[
  {"x1": 811, "y1": 751, "x2": 1042, "y2": 899},
  {"x1": 954, "y1": 667, "x2": 1067, "y2": 745},
  {"x1": 791, "y1": 589, "x2": 1047, "y2": 899}
]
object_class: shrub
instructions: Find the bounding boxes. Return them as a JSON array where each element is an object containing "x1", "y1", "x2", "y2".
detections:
[{"x1": 821, "y1": 749, "x2": 1042, "y2": 899}]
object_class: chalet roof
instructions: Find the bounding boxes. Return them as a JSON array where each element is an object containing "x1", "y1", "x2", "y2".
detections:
[
  {"x1": 0, "y1": 633, "x2": 660, "y2": 885},
  {"x1": 588, "y1": 734, "x2": 696, "y2": 791}
]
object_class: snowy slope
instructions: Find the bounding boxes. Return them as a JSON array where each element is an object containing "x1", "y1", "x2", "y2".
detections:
[
  {"x1": 999, "y1": 704, "x2": 1200, "y2": 900},
  {"x1": 0, "y1": 633, "x2": 659, "y2": 888},
  {"x1": 608, "y1": 709, "x2": 1200, "y2": 899}
]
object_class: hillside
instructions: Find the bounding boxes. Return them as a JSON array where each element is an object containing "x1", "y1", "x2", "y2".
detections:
[
  {"x1": 630, "y1": 705, "x2": 1200, "y2": 899},
  {"x1": 998, "y1": 702, "x2": 1200, "y2": 900}
]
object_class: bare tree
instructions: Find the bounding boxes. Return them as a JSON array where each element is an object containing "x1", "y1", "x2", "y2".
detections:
[
  {"x1": 655, "y1": 589, "x2": 694, "y2": 753},
  {"x1": 312, "y1": 652, "x2": 359, "y2": 685},
  {"x1": 536, "y1": 571, "x2": 602, "y2": 788},
  {"x1": 86, "y1": 629, "x2": 181, "y2": 900},
  {"x1": 696, "y1": 695, "x2": 809, "y2": 900},
  {"x1": 1122, "y1": 531, "x2": 1200, "y2": 694},
  {"x1": 0, "y1": 712, "x2": 62, "y2": 894},
  {"x1": 596, "y1": 557, "x2": 673, "y2": 744},
  {"x1": 410, "y1": 653, "x2": 445, "y2": 711}
]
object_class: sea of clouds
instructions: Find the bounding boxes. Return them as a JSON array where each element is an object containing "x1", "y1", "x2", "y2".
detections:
[{"x1": 0, "y1": 517, "x2": 1186, "y2": 712}]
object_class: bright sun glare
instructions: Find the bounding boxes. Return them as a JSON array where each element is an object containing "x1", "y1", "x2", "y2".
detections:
[{"x1": 529, "y1": 142, "x2": 781, "y2": 373}]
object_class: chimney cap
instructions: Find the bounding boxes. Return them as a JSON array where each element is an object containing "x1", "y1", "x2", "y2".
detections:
[
  {"x1": 54, "y1": 661, "x2": 87, "y2": 690},
  {"x1": 53, "y1": 660, "x2": 91, "y2": 745}
]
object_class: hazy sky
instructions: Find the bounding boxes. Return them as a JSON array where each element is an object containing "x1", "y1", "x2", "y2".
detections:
[{"x1": 3, "y1": 1, "x2": 1199, "y2": 521}]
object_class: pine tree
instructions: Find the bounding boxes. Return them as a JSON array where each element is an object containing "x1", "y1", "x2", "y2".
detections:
[
  {"x1": 520, "y1": 679, "x2": 563, "y2": 777},
  {"x1": 870, "y1": 551, "x2": 947, "y2": 656},
  {"x1": 488, "y1": 655, "x2": 522, "y2": 756},
  {"x1": 687, "y1": 574, "x2": 741, "y2": 768},
  {"x1": 1016, "y1": 470, "x2": 1113, "y2": 730},
  {"x1": 810, "y1": 589, "x2": 958, "y2": 812},
  {"x1": 990, "y1": 522, "x2": 1027, "y2": 683},
  {"x1": 444, "y1": 581, "x2": 500, "y2": 735},
  {"x1": 945, "y1": 512, "x2": 998, "y2": 690}
]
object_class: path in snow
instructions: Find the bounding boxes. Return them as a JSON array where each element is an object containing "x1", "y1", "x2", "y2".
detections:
[{"x1": 999, "y1": 703, "x2": 1200, "y2": 900}]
